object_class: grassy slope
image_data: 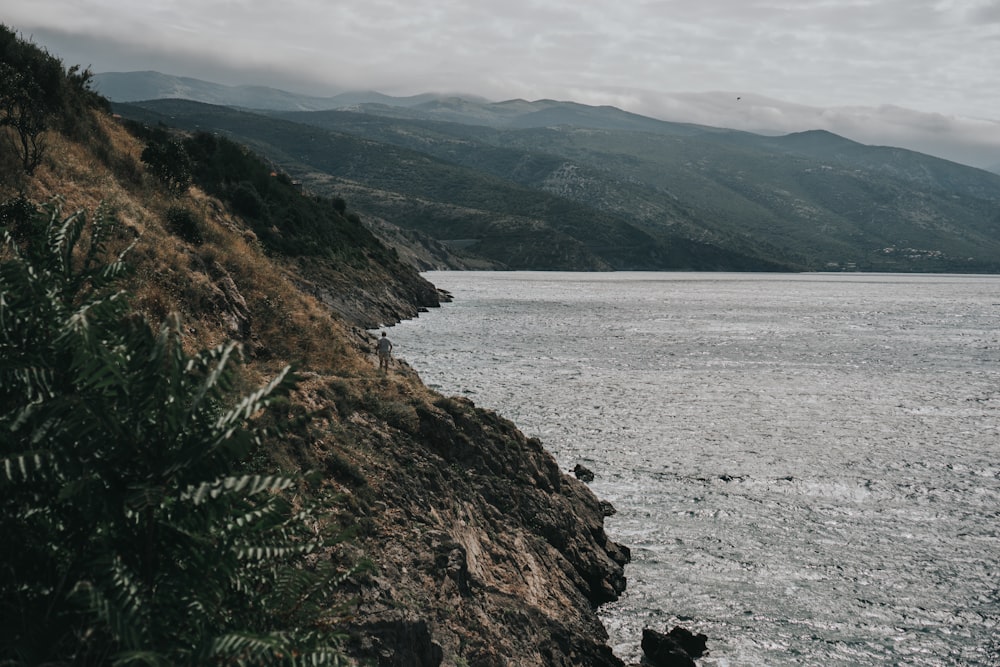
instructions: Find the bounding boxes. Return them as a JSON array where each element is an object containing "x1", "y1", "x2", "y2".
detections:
[{"x1": 2, "y1": 109, "x2": 629, "y2": 666}]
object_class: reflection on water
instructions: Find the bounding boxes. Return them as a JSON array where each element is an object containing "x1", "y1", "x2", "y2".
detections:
[{"x1": 388, "y1": 272, "x2": 1000, "y2": 666}]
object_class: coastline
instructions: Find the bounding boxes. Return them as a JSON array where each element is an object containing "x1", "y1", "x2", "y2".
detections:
[{"x1": 333, "y1": 360, "x2": 632, "y2": 665}]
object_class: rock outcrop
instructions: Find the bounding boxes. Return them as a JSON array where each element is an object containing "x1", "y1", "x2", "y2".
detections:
[
  {"x1": 292, "y1": 254, "x2": 446, "y2": 329},
  {"x1": 316, "y1": 377, "x2": 631, "y2": 666},
  {"x1": 640, "y1": 626, "x2": 709, "y2": 667},
  {"x1": 573, "y1": 463, "x2": 595, "y2": 482}
]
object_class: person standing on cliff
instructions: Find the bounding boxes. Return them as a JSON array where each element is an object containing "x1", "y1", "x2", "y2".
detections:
[{"x1": 377, "y1": 331, "x2": 393, "y2": 371}]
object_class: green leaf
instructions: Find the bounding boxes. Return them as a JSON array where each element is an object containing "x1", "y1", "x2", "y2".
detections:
[
  {"x1": 0, "y1": 450, "x2": 54, "y2": 482},
  {"x1": 183, "y1": 474, "x2": 296, "y2": 505},
  {"x1": 1, "y1": 192, "x2": 352, "y2": 665},
  {"x1": 214, "y1": 365, "x2": 293, "y2": 432},
  {"x1": 112, "y1": 651, "x2": 173, "y2": 667}
]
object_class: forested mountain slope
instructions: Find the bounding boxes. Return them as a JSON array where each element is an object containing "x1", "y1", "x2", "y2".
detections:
[
  {"x1": 106, "y1": 91, "x2": 1000, "y2": 273},
  {"x1": 113, "y1": 99, "x2": 796, "y2": 272},
  {"x1": 273, "y1": 106, "x2": 1000, "y2": 273}
]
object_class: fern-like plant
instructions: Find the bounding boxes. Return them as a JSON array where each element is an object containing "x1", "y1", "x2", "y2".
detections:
[{"x1": 0, "y1": 198, "x2": 353, "y2": 666}]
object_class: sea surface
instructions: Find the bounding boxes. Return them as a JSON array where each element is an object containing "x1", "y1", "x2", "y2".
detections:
[{"x1": 384, "y1": 271, "x2": 1000, "y2": 666}]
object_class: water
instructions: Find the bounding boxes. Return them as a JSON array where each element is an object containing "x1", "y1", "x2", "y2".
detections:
[{"x1": 385, "y1": 272, "x2": 1000, "y2": 666}]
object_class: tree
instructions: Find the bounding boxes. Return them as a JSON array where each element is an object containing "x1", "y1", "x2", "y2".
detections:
[
  {"x1": 0, "y1": 24, "x2": 105, "y2": 176},
  {"x1": 0, "y1": 25, "x2": 70, "y2": 174},
  {"x1": 0, "y1": 197, "x2": 353, "y2": 666},
  {"x1": 0, "y1": 63, "x2": 53, "y2": 174}
]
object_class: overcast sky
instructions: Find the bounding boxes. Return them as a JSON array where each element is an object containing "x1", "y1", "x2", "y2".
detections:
[{"x1": 6, "y1": 0, "x2": 1000, "y2": 168}]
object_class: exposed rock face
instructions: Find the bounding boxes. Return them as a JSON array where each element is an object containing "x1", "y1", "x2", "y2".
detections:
[
  {"x1": 640, "y1": 627, "x2": 708, "y2": 667},
  {"x1": 329, "y1": 385, "x2": 630, "y2": 666},
  {"x1": 210, "y1": 271, "x2": 251, "y2": 338},
  {"x1": 291, "y1": 255, "x2": 445, "y2": 329},
  {"x1": 363, "y1": 214, "x2": 506, "y2": 271},
  {"x1": 247, "y1": 191, "x2": 631, "y2": 664},
  {"x1": 346, "y1": 614, "x2": 444, "y2": 666}
]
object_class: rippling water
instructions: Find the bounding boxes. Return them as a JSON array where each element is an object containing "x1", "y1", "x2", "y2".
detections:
[{"x1": 385, "y1": 272, "x2": 1000, "y2": 666}]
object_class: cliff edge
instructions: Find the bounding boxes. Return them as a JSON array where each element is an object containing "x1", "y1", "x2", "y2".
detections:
[
  {"x1": 317, "y1": 369, "x2": 631, "y2": 665},
  {"x1": 1, "y1": 88, "x2": 630, "y2": 664}
]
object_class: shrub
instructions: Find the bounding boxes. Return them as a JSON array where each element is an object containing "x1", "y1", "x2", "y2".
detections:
[
  {"x1": 0, "y1": 198, "x2": 353, "y2": 666},
  {"x1": 231, "y1": 181, "x2": 265, "y2": 218},
  {"x1": 164, "y1": 205, "x2": 204, "y2": 245},
  {"x1": 0, "y1": 193, "x2": 37, "y2": 246},
  {"x1": 141, "y1": 137, "x2": 193, "y2": 194}
]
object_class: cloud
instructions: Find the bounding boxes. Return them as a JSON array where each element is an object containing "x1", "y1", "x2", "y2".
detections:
[
  {"x1": 4, "y1": 0, "x2": 1000, "y2": 168},
  {"x1": 6, "y1": 1, "x2": 997, "y2": 113},
  {"x1": 628, "y1": 91, "x2": 1000, "y2": 168},
  {"x1": 968, "y1": 0, "x2": 1000, "y2": 23}
]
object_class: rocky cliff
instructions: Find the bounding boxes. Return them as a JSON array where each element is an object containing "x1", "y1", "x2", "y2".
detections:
[
  {"x1": 1, "y1": 101, "x2": 631, "y2": 665},
  {"x1": 314, "y1": 368, "x2": 630, "y2": 665}
]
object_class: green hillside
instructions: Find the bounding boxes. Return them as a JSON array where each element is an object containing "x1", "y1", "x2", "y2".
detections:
[
  {"x1": 113, "y1": 94, "x2": 1000, "y2": 272},
  {"x1": 274, "y1": 107, "x2": 1000, "y2": 272},
  {"x1": 113, "y1": 100, "x2": 797, "y2": 271}
]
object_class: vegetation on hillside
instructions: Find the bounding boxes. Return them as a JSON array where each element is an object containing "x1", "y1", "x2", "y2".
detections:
[
  {"x1": 132, "y1": 122, "x2": 386, "y2": 262},
  {"x1": 0, "y1": 198, "x2": 354, "y2": 666},
  {"x1": 1, "y1": 25, "x2": 636, "y2": 667},
  {"x1": 263, "y1": 105, "x2": 1000, "y2": 273},
  {"x1": 0, "y1": 24, "x2": 106, "y2": 176},
  {"x1": 114, "y1": 100, "x2": 788, "y2": 271},
  {"x1": 0, "y1": 26, "x2": 363, "y2": 665}
]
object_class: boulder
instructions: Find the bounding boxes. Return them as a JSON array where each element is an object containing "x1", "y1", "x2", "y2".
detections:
[
  {"x1": 573, "y1": 463, "x2": 595, "y2": 482},
  {"x1": 666, "y1": 626, "x2": 708, "y2": 658},
  {"x1": 599, "y1": 500, "x2": 617, "y2": 517},
  {"x1": 641, "y1": 626, "x2": 708, "y2": 667}
]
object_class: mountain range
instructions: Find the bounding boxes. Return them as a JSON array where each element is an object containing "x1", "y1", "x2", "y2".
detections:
[{"x1": 99, "y1": 71, "x2": 1000, "y2": 273}]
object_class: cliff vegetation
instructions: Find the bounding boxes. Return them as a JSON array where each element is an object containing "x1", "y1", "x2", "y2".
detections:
[{"x1": 1, "y1": 25, "x2": 630, "y2": 667}]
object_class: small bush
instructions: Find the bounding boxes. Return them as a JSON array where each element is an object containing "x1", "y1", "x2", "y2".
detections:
[
  {"x1": 165, "y1": 205, "x2": 203, "y2": 245},
  {"x1": 324, "y1": 449, "x2": 368, "y2": 487},
  {"x1": 365, "y1": 391, "x2": 420, "y2": 433},
  {"x1": 0, "y1": 194, "x2": 37, "y2": 246},
  {"x1": 141, "y1": 137, "x2": 192, "y2": 193},
  {"x1": 231, "y1": 181, "x2": 265, "y2": 218}
]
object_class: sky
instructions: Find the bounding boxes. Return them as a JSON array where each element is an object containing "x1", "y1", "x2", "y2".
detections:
[{"x1": 5, "y1": 0, "x2": 1000, "y2": 168}]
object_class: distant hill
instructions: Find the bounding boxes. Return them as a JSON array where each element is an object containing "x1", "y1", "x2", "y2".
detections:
[
  {"x1": 115, "y1": 97, "x2": 1000, "y2": 273},
  {"x1": 114, "y1": 99, "x2": 791, "y2": 271},
  {"x1": 270, "y1": 108, "x2": 1000, "y2": 273},
  {"x1": 94, "y1": 71, "x2": 458, "y2": 111},
  {"x1": 103, "y1": 71, "x2": 1000, "y2": 273}
]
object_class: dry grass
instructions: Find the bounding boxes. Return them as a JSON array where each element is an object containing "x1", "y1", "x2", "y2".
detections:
[
  {"x1": 2, "y1": 111, "x2": 403, "y2": 389},
  {"x1": 2, "y1": 110, "x2": 443, "y2": 502}
]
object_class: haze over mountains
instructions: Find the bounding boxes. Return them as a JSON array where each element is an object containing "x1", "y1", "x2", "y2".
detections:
[
  {"x1": 99, "y1": 71, "x2": 1000, "y2": 273},
  {"x1": 93, "y1": 71, "x2": 1000, "y2": 173}
]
